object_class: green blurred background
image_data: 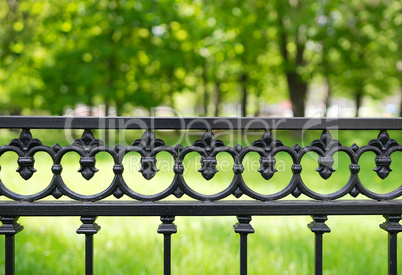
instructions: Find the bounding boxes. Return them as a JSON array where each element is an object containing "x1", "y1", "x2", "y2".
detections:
[
  {"x1": 1, "y1": 0, "x2": 402, "y2": 118},
  {"x1": 1, "y1": 0, "x2": 402, "y2": 274}
]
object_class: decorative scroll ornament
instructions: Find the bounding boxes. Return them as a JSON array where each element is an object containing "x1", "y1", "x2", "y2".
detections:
[
  {"x1": 133, "y1": 130, "x2": 165, "y2": 180},
  {"x1": 347, "y1": 144, "x2": 361, "y2": 197},
  {"x1": 253, "y1": 131, "x2": 283, "y2": 180},
  {"x1": 311, "y1": 130, "x2": 340, "y2": 180},
  {"x1": 374, "y1": 156, "x2": 392, "y2": 180},
  {"x1": 315, "y1": 156, "x2": 335, "y2": 180},
  {"x1": 51, "y1": 144, "x2": 64, "y2": 199},
  {"x1": 72, "y1": 130, "x2": 104, "y2": 180},
  {"x1": 3, "y1": 123, "x2": 402, "y2": 203},
  {"x1": 16, "y1": 157, "x2": 37, "y2": 180},
  {"x1": 139, "y1": 156, "x2": 159, "y2": 180},
  {"x1": 193, "y1": 131, "x2": 224, "y2": 180},
  {"x1": 72, "y1": 129, "x2": 104, "y2": 153},
  {"x1": 9, "y1": 129, "x2": 42, "y2": 180},
  {"x1": 257, "y1": 157, "x2": 277, "y2": 180},
  {"x1": 111, "y1": 144, "x2": 125, "y2": 198},
  {"x1": 252, "y1": 131, "x2": 283, "y2": 153},
  {"x1": 198, "y1": 156, "x2": 218, "y2": 180},
  {"x1": 369, "y1": 130, "x2": 399, "y2": 179},
  {"x1": 78, "y1": 157, "x2": 99, "y2": 181},
  {"x1": 173, "y1": 144, "x2": 184, "y2": 175},
  {"x1": 232, "y1": 143, "x2": 245, "y2": 197}
]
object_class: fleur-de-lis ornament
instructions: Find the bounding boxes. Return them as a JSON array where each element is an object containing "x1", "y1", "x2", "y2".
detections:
[
  {"x1": 72, "y1": 130, "x2": 103, "y2": 180},
  {"x1": 311, "y1": 130, "x2": 340, "y2": 180},
  {"x1": 133, "y1": 130, "x2": 164, "y2": 180},
  {"x1": 9, "y1": 129, "x2": 42, "y2": 180},
  {"x1": 369, "y1": 130, "x2": 399, "y2": 179},
  {"x1": 193, "y1": 132, "x2": 224, "y2": 180},
  {"x1": 252, "y1": 131, "x2": 283, "y2": 180}
]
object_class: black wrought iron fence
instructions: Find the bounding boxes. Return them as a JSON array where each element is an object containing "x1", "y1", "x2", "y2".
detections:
[{"x1": 1, "y1": 116, "x2": 402, "y2": 275}]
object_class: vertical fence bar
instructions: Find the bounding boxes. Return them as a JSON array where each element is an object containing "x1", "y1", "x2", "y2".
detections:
[
  {"x1": 234, "y1": 216, "x2": 254, "y2": 275},
  {"x1": 157, "y1": 216, "x2": 177, "y2": 275},
  {"x1": 0, "y1": 217, "x2": 23, "y2": 275},
  {"x1": 5, "y1": 235, "x2": 15, "y2": 275},
  {"x1": 308, "y1": 215, "x2": 330, "y2": 275},
  {"x1": 380, "y1": 215, "x2": 402, "y2": 275},
  {"x1": 76, "y1": 216, "x2": 101, "y2": 275}
]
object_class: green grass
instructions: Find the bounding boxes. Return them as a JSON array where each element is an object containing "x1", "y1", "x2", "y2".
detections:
[
  {"x1": 0, "y1": 216, "x2": 395, "y2": 274},
  {"x1": 0, "y1": 129, "x2": 401, "y2": 274}
]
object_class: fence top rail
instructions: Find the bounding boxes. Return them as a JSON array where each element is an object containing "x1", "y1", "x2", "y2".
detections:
[
  {"x1": 1, "y1": 115, "x2": 402, "y2": 203},
  {"x1": 0, "y1": 116, "x2": 402, "y2": 130},
  {"x1": 0, "y1": 200, "x2": 401, "y2": 216}
]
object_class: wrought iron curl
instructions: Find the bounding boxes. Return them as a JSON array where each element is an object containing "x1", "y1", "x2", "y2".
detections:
[{"x1": 0, "y1": 127, "x2": 402, "y2": 202}]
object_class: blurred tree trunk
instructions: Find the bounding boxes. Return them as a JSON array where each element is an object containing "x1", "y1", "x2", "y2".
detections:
[
  {"x1": 104, "y1": 101, "x2": 110, "y2": 145},
  {"x1": 195, "y1": 91, "x2": 203, "y2": 115},
  {"x1": 166, "y1": 73, "x2": 175, "y2": 109},
  {"x1": 254, "y1": 90, "x2": 263, "y2": 117},
  {"x1": 354, "y1": 91, "x2": 363, "y2": 117},
  {"x1": 107, "y1": 52, "x2": 116, "y2": 112},
  {"x1": 214, "y1": 82, "x2": 221, "y2": 117},
  {"x1": 399, "y1": 84, "x2": 402, "y2": 117},
  {"x1": 286, "y1": 72, "x2": 307, "y2": 117},
  {"x1": 277, "y1": 7, "x2": 307, "y2": 117},
  {"x1": 202, "y1": 64, "x2": 209, "y2": 116},
  {"x1": 324, "y1": 77, "x2": 331, "y2": 117},
  {"x1": 254, "y1": 102, "x2": 260, "y2": 117},
  {"x1": 240, "y1": 73, "x2": 247, "y2": 117}
]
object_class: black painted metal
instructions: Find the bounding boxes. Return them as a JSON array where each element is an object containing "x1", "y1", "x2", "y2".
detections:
[
  {"x1": 5, "y1": 236, "x2": 15, "y2": 275},
  {"x1": 0, "y1": 116, "x2": 402, "y2": 130},
  {"x1": 380, "y1": 215, "x2": 402, "y2": 275},
  {"x1": 308, "y1": 216, "x2": 330, "y2": 275},
  {"x1": 1, "y1": 116, "x2": 402, "y2": 273},
  {"x1": 0, "y1": 217, "x2": 23, "y2": 275},
  {"x1": 234, "y1": 216, "x2": 254, "y2": 275},
  {"x1": 157, "y1": 216, "x2": 177, "y2": 275},
  {"x1": 76, "y1": 216, "x2": 101, "y2": 275},
  {"x1": 2, "y1": 201, "x2": 402, "y2": 216},
  {"x1": 1, "y1": 127, "x2": 402, "y2": 202}
]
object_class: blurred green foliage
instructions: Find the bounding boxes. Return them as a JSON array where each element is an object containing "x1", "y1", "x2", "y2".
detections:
[{"x1": 0, "y1": 0, "x2": 401, "y2": 116}]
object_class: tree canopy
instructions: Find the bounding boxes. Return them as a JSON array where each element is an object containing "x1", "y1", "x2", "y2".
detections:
[{"x1": 0, "y1": 0, "x2": 400, "y2": 117}]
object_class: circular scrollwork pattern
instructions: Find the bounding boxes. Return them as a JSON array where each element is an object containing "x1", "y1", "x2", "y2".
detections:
[{"x1": 0, "y1": 128, "x2": 400, "y2": 202}]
